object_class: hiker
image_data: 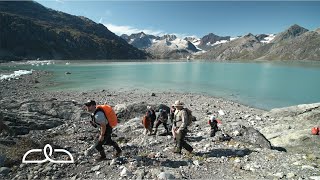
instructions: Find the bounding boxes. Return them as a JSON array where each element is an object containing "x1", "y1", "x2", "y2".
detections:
[
  {"x1": 142, "y1": 114, "x2": 152, "y2": 135},
  {"x1": 172, "y1": 100, "x2": 193, "y2": 154},
  {"x1": 169, "y1": 105, "x2": 176, "y2": 124},
  {"x1": 208, "y1": 115, "x2": 220, "y2": 137},
  {"x1": 84, "y1": 100, "x2": 122, "y2": 160},
  {"x1": 146, "y1": 106, "x2": 156, "y2": 133},
  {"x1": 153, "y1": 109, "x2": 169, "y2": 135}
]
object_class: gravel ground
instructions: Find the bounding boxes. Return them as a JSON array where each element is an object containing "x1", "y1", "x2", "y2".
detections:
[{"x1": 0, "y1": 70, "x2": 319, "y2": 180}]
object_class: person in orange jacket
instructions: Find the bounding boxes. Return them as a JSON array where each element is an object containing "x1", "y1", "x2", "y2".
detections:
[{"x1": 84, "y1": 100, "x2": 122, "y2": 160}]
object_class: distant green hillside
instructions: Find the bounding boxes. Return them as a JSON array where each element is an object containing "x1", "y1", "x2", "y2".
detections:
[{"x1": 0, "y1": 1, "x2": 147, "y2": 61}]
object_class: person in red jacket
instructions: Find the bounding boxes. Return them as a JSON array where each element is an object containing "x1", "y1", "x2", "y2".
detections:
[{"x1": 208, "y1": 115, "x2": 221, "y2": 137}]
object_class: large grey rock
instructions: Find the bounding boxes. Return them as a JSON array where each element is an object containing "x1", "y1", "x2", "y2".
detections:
[
  {"x1": 19, "y1": 100, "x2": 81, "y2": 120},
  {"x1": 91, "y1": 165, "x2": 100, "y2": 171},
  {"x1": 235, "y1": 126, "x2": 272, "y2": 149},
  {"x1": 115, "y1": 102, "x2": 150, "y2": 120},
  {"x1": 267, "y1": 103, "x2": 320, "y2": 118},
  {"x1": 0, "y1": 167, "x2": 10, "y2": 176},
  {"x1": 261, "y1": 103, "x2": 320, "y2": 154},
  {"x1": 0, "y1": 155, "x2": 6, "y2": 167},
  {"x1": 158, "y1": 172, "x2": 175, "y2": 180}
]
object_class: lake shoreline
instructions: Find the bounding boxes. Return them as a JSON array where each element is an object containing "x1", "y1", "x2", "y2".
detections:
[
  {"x1": 1, "y1": 70, "x2": 320, "y2": 179},
  {"x1": 0, "y1": 69, "x2": 266, "y2": 113}
]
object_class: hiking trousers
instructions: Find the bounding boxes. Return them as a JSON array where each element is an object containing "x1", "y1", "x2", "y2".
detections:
[
  {"x1": 95, "y1": 125, "x2": 121, "y2": 153},
  {"x1": 155, "y1": 120, "x2": 169, "y2": 133},
  {"x1": 175, "y1": 129, "x2": 193, "y2": 153}
]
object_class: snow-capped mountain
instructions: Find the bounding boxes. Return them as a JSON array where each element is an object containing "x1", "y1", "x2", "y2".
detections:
[
  {"x1": 121, "y1": 33, "x2": 200, "y2": 59},
  {"x1": 120, "y1": 24, "x2": 320, "y2": 60}
]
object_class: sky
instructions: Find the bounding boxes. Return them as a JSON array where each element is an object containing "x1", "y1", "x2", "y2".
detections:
[{"x1": 36, "y1": 0, "x2": 320, "y2": 38}]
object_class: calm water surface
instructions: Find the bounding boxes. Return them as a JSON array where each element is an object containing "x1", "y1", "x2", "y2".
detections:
[{"x1": 1, "y1": 60, "x2": 320, "y2": 110}]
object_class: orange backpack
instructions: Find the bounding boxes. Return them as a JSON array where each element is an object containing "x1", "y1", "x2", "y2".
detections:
[{"x1": 96, "y1": 105, "x2": 118, "y2": 128}]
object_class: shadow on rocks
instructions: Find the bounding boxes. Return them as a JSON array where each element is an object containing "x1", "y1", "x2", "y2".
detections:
[
  {"x1": 160, "y1": 159, "x2": 188, "y2": 168},
  {"x1": 197, "y1": 148, "x2": 252, "y2": 158},
  {"x1": 271, "y1": 146, "x2": 287, "y2": 152},
  {"x1": 186, "y1": 136, "x2": 205, "y2": 142},
  {"x1": 122, "y1": 144, "x2": 140, "y2": 157}
]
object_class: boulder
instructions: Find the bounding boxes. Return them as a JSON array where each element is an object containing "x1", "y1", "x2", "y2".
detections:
[
  {"x1": 0, "y1": 155, "x2": 6, "y2": 167},
  {"x1": 115, "y1": 102, "x2": 150, "y2": 120},
  {"x1": 234, "y1": 126, "x2": 272, "y2": 149},
  {"x1": 158, "y1": 172, "x2": 175, "y2": 180},
  {"x1": 0, "y1": 167, "x2": 10, "y2": 176},
  {"x1": 261, "y1": 103, "x2": 320, "y2": 155}
]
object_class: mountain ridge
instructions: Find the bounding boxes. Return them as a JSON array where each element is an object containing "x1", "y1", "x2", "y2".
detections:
[{"x1": 0, "y1": 1, "x2": 148, "y2": 61}]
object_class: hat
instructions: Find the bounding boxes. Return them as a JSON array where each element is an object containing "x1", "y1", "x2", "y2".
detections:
[
  {"x1": 173, "y1": 100, "x2": 184, "y2": 107},
  {"x1": 147, "y1": 105, "x2": 151, "y2": 109},
  {"x1": 84, "y1": 100, "x2": 96, "y2": 106},
  {"x1": 210, "y1": 115, "x2": 216, "y2": 121}
]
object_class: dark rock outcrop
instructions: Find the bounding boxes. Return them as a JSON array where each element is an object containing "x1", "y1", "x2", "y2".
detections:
[
  {"x1": 198, "y1": 33, "x2": 230, "y2": 50},
  {"x1": 235, "y1": 126, "x2": 272, "y2": 149}
]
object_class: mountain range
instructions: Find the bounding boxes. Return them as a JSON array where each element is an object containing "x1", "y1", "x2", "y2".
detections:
[
  {"x1": 122, "y1": 24, "x2": 320, "y2": 60},
  {"x1": 0, "y1": 1, "x2": 319, "y2": 61}
]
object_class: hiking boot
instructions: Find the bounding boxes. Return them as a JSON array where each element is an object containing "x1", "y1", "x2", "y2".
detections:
[
  {"x1": 95, "y1": 150, "x2": 106, "y2": 161},
  {"x1": 113, "y1": 150, "x2": 122, "y2": 158},
  {"x1": 172, "y1": 147, "x2": 181, "y2": 154},
  {"x1": 185, "y1": 150, "x2": 195, "y2": 158}
]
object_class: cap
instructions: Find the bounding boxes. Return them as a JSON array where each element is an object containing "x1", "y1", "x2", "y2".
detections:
[{"x1": 84, "y1": 100, "x2": 96, "y2": 106}]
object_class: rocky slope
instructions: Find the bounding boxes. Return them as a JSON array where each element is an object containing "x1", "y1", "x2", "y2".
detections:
[
  {"x1": 0, "y1": 1, "x2": 147, "y2": 61},
  {"x1": 197, "y1": 33, "x2": 265, "y2": 60},
  {"x1": 0, "y1": 71, "x2": 319, "y2": 179}
]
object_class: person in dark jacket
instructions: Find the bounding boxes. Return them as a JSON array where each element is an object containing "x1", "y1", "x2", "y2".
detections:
[
  {"x1": 208, "y1": 115, "x2": 220, "y2": 137},
  {"x1": 169, "y1": 105, "x2": 176, "y2": 124},
  {"x1": 146, "y1": 106, "x2": 156, "y2": 133},
  {"x1": 153, "y1": 109, "x2": 169, "y2": 135}
]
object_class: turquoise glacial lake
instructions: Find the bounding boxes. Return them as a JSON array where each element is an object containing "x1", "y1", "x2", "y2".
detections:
[{"x1": 1, "y1": 60, "x2": 320, "y2": 110}]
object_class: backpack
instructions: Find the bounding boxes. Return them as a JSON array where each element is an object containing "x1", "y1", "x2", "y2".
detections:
[
  {"x1": 183, "y1": 108, "x2": 194, "y2": 126},
  {"x1": 95, "y1": 105, "x2": 118, "y2": 128}
]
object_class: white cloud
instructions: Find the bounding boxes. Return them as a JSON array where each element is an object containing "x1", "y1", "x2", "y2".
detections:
[
  {"x1": 55, "y1": 0, "x2": 64, "y2": 3},
  {"x1": 103, "y1": 23, "x2": 165, "y2": 36},
  {"x1": 103, "y1": 23, "x2": 191, "y2": 38}
]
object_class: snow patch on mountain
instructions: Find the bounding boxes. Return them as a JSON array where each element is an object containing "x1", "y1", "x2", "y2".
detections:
[{"x1": 261, "y1": 34, "x2": 276, "y2": 43}]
